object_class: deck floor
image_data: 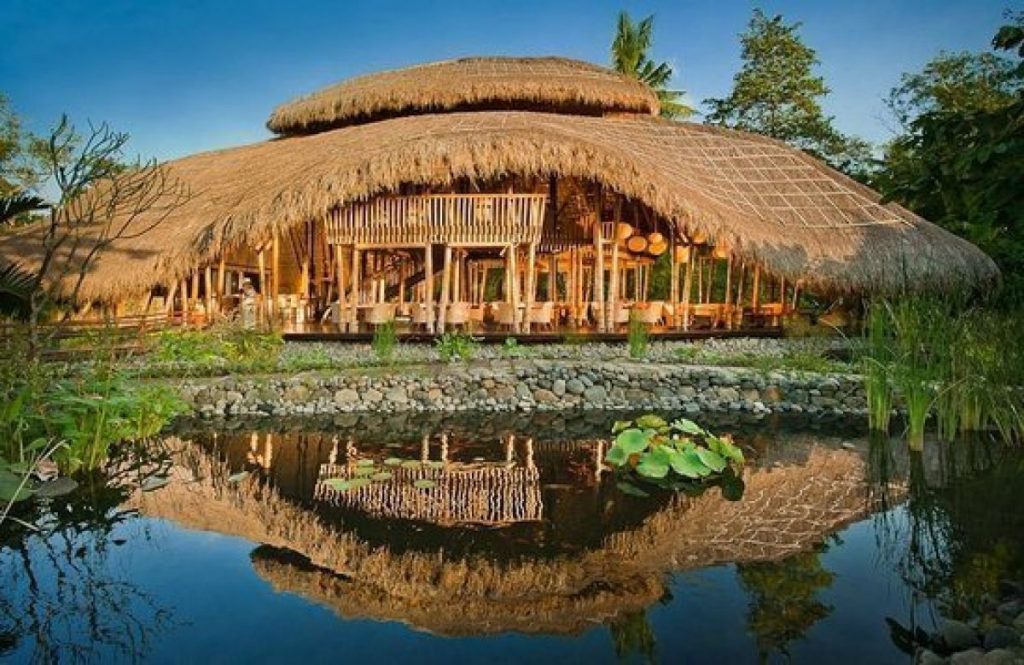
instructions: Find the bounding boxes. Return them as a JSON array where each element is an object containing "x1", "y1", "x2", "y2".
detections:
[{"x1": 282, "y1": 324, "x2": 783, "y2": 344}]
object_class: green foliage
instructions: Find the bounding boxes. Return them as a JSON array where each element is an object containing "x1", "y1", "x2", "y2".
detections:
[
  {"x1": 704, "y1": 9, "x2": 872, "y2": 179},
  {"x1": 371, "y1": 320, "x2": 398, "y2": 364},
  {"x1": 610, "y1": 11, "x2": 693, "y2": 118},
  {"x1": 152, "y1": 325, "x2": 282, "y2": 367},
  {"x1": 874, "y1": 14, "x2": 1024, "y2": 301},
  {"x1": 605, "y1": 415, "x2": 745, "y2": 498},
  {"x1": 435, "y1": 331, "x2": 478, "y2": 362},
  {"x1": 500, "y1": 336, "x2": 525, "y2": 358},
  {"x1": 627, "y1": 313, "x2": 649, "y2": 359}
]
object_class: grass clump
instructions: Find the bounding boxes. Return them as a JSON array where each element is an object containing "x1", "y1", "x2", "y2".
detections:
[
  {"x1": 436, "y1": 331, "x2": 478, "y2": 363},
  {"x1": 371, "y1": 321, "x2": 398, "y2": 364},
  {"x1": 627, "y1": 314, "x2": 649, "y2": 359}
]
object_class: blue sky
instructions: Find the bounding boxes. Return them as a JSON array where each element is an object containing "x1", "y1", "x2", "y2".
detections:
[{"x1": 1, "y1": 0, "x2": 1012, "y2": 163}]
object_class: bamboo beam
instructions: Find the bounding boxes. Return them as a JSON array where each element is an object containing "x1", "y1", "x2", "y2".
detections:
[
  {"x1": 218, "y1": 256, "x2": 227, "y2": 300},
  {"x1": 547, "y1": 253, "x2": 557, "y2": 302},
  {"x1": 334, "y1": 245, "x2": 345, "y2": 326},
  {"x1": 257, "y1": 247, "x2": 266, "y2": 322},
  {"x1": 180, "y1": 278, "x2": 189, "y2": 327},
  {"x1": 438, "y1": 244, "x2": 452, "y2": 332},
  {"x1": 670, "y1": 235, "x2": 679, "y2": 328}
]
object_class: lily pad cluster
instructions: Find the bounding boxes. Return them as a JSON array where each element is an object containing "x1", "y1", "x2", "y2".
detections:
[
  {"x1": 605, "y1": 414, "x2": 746, "y2": 499},
  {"x1": 323, "y1": 457, "x2": 441, "y2": 492}
]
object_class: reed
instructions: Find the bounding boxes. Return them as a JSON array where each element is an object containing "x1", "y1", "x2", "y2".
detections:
[{"x1": 861, "y1": 302, "x2": 894, "y2": 433}]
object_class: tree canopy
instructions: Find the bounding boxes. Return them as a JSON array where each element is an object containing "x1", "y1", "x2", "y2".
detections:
[
  {"x1": 610, "y1": 12, "x2": 694, "y2": 119},
  {"x1": 704, "y1": 9, "x2": 871, "y2": 178},
  {"x1": 874, "y1": 12, "x2": 1024, "y2": 302}
]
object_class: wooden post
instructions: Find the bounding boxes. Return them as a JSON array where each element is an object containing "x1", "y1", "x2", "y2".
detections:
[
  {"x1": 724, "y1": 256, "x2": 733, "y2": 329},
  {"x1": 257, "y1": 247, "x2": 267, "y2": 322},
  {"x1": 780, "y1": 275, "x2": 787, "y2": 310},
  {"x1": 508, "y1": 244, "x2": 520, "y2": 333},
  {"x1": 438, "y1": 244, "x2": 452, "y2": 332},
  {"x1": 682, "y1": 246, "x2": 694, "y2": 331},
  {"x1": 334, "y1": 245, "x2": 345, "y2": 327},
  {"x1": 735, "y1": 262, "x2": 746, "y2": 330},
  {"x1": 525, "y1": 242, "x2": 537, "y2": 334},
  {"x1": 547, "y1": 253, "x2": 557, "y2": 302},
  {"x1": 424, "y1": 243, "x2": 434, "y2": 334},
  {"x1": 180, "y1": 278, "x2": 190, "y2": 327},
  {"x1": 792, "y1": 282, "x2": 801, "y2": 311},
  {"x1": 218, "y1": 256, "x2": 227, "y2": 308}
]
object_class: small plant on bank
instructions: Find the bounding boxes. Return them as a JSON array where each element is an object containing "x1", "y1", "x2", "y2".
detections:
[
  {"x1": 627, "y1": 314, "x2": 649, "y2": 359},
  {"x1": 604, "y1": 414, "x2": 746, "y2": 499},
  {"x1": 436, "y1": 331, "x2": 478, "y2": 363},
  {"x1": 371, "y1": 320, "x2": 398, "y2": 364},
  {"x1": 501, "y1": 337, "x2": 525, "y2": 358}
]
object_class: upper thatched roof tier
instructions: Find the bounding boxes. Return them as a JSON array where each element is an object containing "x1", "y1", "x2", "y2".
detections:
[
  {"x1": 266, "y1": 56, "x2": 660, "y2": 135},
  {"x1": 0, "y1": 111, "x2": 997, "y2": 302}
]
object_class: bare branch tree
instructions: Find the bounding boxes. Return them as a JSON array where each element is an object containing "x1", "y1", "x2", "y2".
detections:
[{"x1": 21, "y1": 115, "x2": 190, "y2": 356}]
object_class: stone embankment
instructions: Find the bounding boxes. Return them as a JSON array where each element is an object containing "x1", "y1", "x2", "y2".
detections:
[{"x1": 176, "y1": 359, "x2": 866, "y2": 419}]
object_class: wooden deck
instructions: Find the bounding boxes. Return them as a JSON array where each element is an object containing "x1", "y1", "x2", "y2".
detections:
[{"x1": 282, "y1": 323, "x2": 783, "y2": 344}]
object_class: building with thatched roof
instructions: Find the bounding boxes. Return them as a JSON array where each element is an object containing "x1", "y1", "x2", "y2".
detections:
[{"x1": 0, "y1": 56, "x2": 997, "y2": 335}]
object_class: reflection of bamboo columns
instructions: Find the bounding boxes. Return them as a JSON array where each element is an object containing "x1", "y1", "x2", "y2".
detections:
[
  {"x1": 420, "y1": 434, "x2": 430, "y2": 463},
  {"x1": 595, "y1": 440, "x2": 605, "y2": 480},
  {"x1": 504, "y1": 434, "x2": 514, "y2": 463},
  {"x1": 329, "y1": 436, "x2": 339, "y2": 466},
  {"x1": 263, "y1": 432, "x2": 274, "y2": 470},
  {"x1": 350, "y1": 247, "x2": 361, "y2": 332},
  {"x1": 525, "y1": 438, "x2": 535, "y2": 470},
  {"x1": 440, "y1": 433, "x2": 449, "y2": 463}
]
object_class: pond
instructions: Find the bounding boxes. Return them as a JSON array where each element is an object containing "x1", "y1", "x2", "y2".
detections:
[{"x1": 1, "y1": 411, "x2": 1022, "y2": 663}]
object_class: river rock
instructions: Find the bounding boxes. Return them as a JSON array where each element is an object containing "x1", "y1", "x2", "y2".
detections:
[
  {"x1": 333, "y1": 388, "x2": 358, "y2": 404},
  {"x1": 942, "y1": 620, "x2": 981, "y2": 651},
  {"x1": 984, "y1": 626, "x2": 1020, "y2": 650},
  {"x1": 583, "y1": 385, "x2": 607, "y2": 402},
  {"x1": 533, "y1": 389, "x2": 558, "y2": 404}
]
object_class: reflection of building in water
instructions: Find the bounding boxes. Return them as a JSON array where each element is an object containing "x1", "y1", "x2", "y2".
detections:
[
  {"x1": 133, "y1": 436, "x2": 878, "y2": 637},
  {"x1": 314, "y1": 434, "x2": 544, "y2": 525}
]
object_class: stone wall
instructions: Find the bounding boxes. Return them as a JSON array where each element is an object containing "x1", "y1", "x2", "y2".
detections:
[{"x1": 176, "y1": 359, "x2": 866, "y2": 419}]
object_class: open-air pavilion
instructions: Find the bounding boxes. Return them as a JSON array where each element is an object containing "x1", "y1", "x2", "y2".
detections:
[{"x1": 0, "y1": 57, "x2": 998, "y2": 339}]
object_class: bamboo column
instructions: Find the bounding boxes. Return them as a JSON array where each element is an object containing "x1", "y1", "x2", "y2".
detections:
[
  {"x1": 724, "y1": 256, "x2": 733, "y2": 330},
  {"x1": 272, "y1": 230, "x2": 280, "y2": 319},
  {"x1": 218, "y1": 256, "x2": 227, "y2": 314},
  {"x1": 682, "y1": 246, "x2": 694, "y2": 331},
  {"x1": 334, "y1": 245, "x2": 345, "y2": 327},
  {"x1": 735, "y1": 262, "x2": 746, "y2": 329},
  {"x1": 593, "y1": 222, "x2": 605, "y2": 332},
  {"x1": 525, "y1": 242, "x2": 537, "y2": 333},
  {"x1": 350, "y1": 247, "x2": 361, "y2": 332},
  {"x1": 752, "y1": 265, "x2": 761, "y2": 309},
  {"x1": 608, "y1": 236, "x2": 619, "y2": 332},
  {"x1": 438, "y1": 244, "x2": 452, "y2": 332},
  {"x1": 204, "y1": 266, "x2": 213, "y2": 319},
  {"x1": 424, "y1": 244, "x2": 434, "y2": 334},
  {"x1": 180, "y1": 277, "x2": 190, "y2": 327},
  {"x1": 165, "y1": 281, "x2": 178, "y2": 319},
  {"x1": 547, "y1": 253, "x2": 557, "y2": 302},
  {"x1": 508, "y1": 244, "x2": 520, "y2": 333},
  {"x1": 670, "y1": 235, "x2": 679, "y2": 328}
]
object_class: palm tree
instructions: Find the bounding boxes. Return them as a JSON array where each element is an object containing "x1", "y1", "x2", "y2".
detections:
[
  {"x1": 0, "y1": 192, "x2": 45, "y2": 303},
  {"x1": 611, "y1": 12, "x2": 694, "y2": 119}
]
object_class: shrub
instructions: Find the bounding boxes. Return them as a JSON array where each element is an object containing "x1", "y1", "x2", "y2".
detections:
[
  {"x1": 371, "y1": 321, "x2": 398, "y2": 364},
  {"x1": 436, "y1": 331, "x2": 478, "y2": 362},
  {"x1": 627, "y1": 314, "x2": 649, "y2": 359}
]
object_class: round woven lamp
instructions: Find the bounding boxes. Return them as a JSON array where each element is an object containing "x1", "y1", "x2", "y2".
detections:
[
  {"x1": 712, "y1": 244, "x2": 731, "y2": 259},
  {"x1": 673, "y1": 246, "x2": 690, "y2": 263},
  {"x1": 690, "y1": 230, "x2": 708, "y2": 244},
  {"x1": 648, "y1": 240, "x2": 668, "y2": 256},
  {"x1": 615, "y1": 223, "x2": 634, "y2": 242},
  {"x1": 626, "y1": 235, "x2": 649, "y2": 253},
  {"x1": 647, "y1": 231, "x2": 664, "y2": 246}
]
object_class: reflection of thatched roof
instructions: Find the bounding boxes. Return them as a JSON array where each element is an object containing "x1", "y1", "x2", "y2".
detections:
[
  {"x1": 266, "y1": 56, "x2": 660, "y2": 135},
  {"x1": 0, "y1": 111, "x2": 997, "y2": 301},
  {"x1": 131, "y1": 439, "x2": 875, "y2": 637}
]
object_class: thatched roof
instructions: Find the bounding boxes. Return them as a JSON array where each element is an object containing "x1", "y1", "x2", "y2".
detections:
[
  {"x1": 0, "y1": 111, "x2": 997, "y2": 302},
  {"x1": 267, "y1": 56, "x2": 660, "y2": 135}
]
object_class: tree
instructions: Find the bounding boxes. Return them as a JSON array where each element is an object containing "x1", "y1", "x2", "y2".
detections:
[
  {"x1": 874, "y1": 12, "x2": 1024, "y2": 301},
  {"x1": 0, "y1": 95, "x2": 45, "y2": 200},
  {"x1": 611, "y1": 12, "x2": 694, "y2": 119},
  {"x1": 1, "y1": 115, "x2": 188, "y2": 356},
  {"x1": 704, "y1": 10, "x2": 872, "y2": 177}
]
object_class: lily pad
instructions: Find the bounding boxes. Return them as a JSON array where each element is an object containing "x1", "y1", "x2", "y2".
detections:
[
  {"x1": 383, "y1": 457, "x2": 403, "y2": 466},
  {"x1": 412, "y1": 479, "x2": 436, "y2": 489},
  {"x1": 616, "y1": 481, "x2": 650, "y2": 498},
  {"x1": 636, "y1": 455, "x2": 669, "y2": 479},
  {"x1": 614, "y1": 428, "x2": 650, "y2": 455},
  {"x1": 635, "y1": 414, "x2": 668, "y2": 431},
  {"x1": 669, "y1": 449, "x2": 711, "y2": 478},
  {"x1": 605, "y1": 444, "x2": 629, "y2": 467},
  {"x1": 371, "y1": 472, "x2": 393, "y2": 482},
  {"x1": 355, "y1": 459, "x2": 375, "y2": 467},
  {"x1": 694, "y1": 447, "x2": 727, "y2": 473},
  {"x1": 227, "y1": 471, "x2": 250, "y2": 484},
  {"x1": 400, "y1": 460, "x2": 422, "y2": 469},
  {"x1": 0, "y1": 470, "x2": 34, "y2": 503}
]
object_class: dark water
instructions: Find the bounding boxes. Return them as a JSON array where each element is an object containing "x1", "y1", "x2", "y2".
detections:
[{"x1": 1, "y1": 411, "x2": 1022, "y2": 664}]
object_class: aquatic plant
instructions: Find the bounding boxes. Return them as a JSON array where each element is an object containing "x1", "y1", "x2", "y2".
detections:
[
  {"x1": 604, "y1": 414, "x2": 745, "y2": 497},
  {"x1": 860, "y1": 301, "x2": 894, "y2": 433},
  {"x1": 371, "y1": 320, "x2": 398, "y2": 364}
]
